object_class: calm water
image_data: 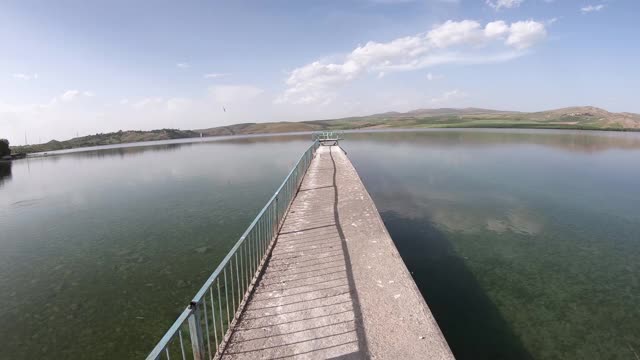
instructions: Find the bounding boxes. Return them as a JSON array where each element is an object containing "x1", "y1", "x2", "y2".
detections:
[
  {"x1": 0, "y1": 136, "x2": 311, "y2": 359},
  {"x1": 1, "y1": 130, "x2": 639, "y2": 359},
  {"x1": 346, "y1": 130, "x2": 640, "y2": 360}
]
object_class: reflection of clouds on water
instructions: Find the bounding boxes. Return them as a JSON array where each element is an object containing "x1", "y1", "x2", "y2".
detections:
[
  {"x1": 374, "y1": 186, "x2": 543, "y2": 236},
  {"x1": 505, "y1": 208, "x2": 543, "y2": 235},
  {"x1": 486, "y1": 208, "x2": 543, "y2": 235},
  {"x1": 431, "y1": 207, "x2": 481, "y2": 233},
  {"x1": 432, "y1": 203, "x2": 543, "y2": 236}
]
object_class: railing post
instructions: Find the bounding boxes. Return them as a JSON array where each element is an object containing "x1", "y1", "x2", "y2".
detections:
[
  {"x1": 188, "y1": 301, "x2": 206, "y2": 360},
  {"x1": 275, "y1": 193, "x2": 279, "y2": 225}
]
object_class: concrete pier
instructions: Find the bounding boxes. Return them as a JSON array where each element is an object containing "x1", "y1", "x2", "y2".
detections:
[{"x1": 221, "y1": 146, "x2": 454, "y2": 359}]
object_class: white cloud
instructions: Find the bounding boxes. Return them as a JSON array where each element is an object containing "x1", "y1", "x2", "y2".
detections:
[
  {"x1": 506, "y1": 21, "x2": 547, "y2": 49},
  {"x1": 12, "y1": 73, "x2": 39, "y2": 81},
  {"x1": 581, "y1": 4, "x2": 605, "y2": 13},
  {"x1": 484, "y1": 20, "x2": 510, "y2": 38},
  {"x1": 209, "y1": 85, "x2": 264, "y2": 104},
  {"x1": 61, "y1": 90, "x2": 80, "y2": 101},
  {"x1": 430, "y1": 89, "x2": 467, "y2": 104},
  {"x1": 58, "y1": 90, "x2": 94, "y2": 102},
  {"x1": 176, "y1": 62, "x2": 190, "y2": 69},
  {"x1": 427, "y1": 20, "x2": 484, "y2": 48},
  {"x1": 486, "y1": 0, "x2": 524, "y2": 10},
  {"x1": 204, "y1": 73, "x2": 229, "y2": 79},
  {"x1": 279, "y1": 19, "x2": 546, "y2": 104}
]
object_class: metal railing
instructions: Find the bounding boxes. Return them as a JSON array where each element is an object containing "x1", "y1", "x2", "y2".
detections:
[
  {"x1": 145, "y1": 140, "x2": 320, "y2": 360},
  {"x1": 312, "y1": 131, "x2": 344, "y2": 142}
]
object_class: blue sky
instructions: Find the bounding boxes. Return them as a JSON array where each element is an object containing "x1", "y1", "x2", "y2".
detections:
[{"x1": 1, "y1": 0, "x2": 639, "y2": 144}]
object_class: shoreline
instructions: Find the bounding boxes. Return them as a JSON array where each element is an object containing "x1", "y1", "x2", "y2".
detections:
[{"x1": 11, "y1": 125, "x2": 640, "y2": 158}]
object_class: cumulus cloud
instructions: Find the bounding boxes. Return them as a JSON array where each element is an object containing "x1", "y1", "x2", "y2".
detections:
[
  {"x1": 486, "y1": 0, "x2": 524, "y2": 10},
  {"x1": 279, "y1": 19, "x2": 546, "y2": 104},
  {"x1": 506, "y1": 21, "x2": 547, "y2": 49},
  {"x1": 12, "y1": 73, "x2": 39, "y2": 81},
  {"x1": 204, "y1": 73, "x2": 229, "y2": 79},
  {"x1": 176, "y1": 62, "x2": 190, "y2": 69},
  {"x1": 484, "y1": 20, "x2": 510, "y2": 38},
  {"x1": 58, "y1": 90, "x2": 94, "y2": 102},
  {"x1": 581, "y1": 4, "x2": 605, "y2": 13}
]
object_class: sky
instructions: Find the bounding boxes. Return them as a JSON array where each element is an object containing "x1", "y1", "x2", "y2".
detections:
[{"x1": 1, "y1": 0, "x2": 639, "y2": 144}]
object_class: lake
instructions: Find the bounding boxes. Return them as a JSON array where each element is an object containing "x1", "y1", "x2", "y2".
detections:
[{"x1": 1, "y1": 129, "x2": 639, "y2": 359}]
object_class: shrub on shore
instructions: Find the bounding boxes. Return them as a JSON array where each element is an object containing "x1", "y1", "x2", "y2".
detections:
[{"x1": 0, "y1": 139, "x2": 10, "y2": 157}]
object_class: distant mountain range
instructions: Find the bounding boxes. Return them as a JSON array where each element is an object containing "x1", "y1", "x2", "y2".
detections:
[{"x1": 11, "y1": 106, "x2": 640, "y2": 154}]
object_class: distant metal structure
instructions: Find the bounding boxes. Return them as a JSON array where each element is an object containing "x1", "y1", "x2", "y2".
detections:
[
  {"x1": 145, "y1": 140, "x2": 320, "y2": 360},
  {"x1": 312, "y1": 131, "x2": 344, "y2": 146}
]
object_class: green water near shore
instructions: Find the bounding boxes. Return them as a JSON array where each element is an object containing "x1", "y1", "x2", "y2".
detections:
[
  {"x1": 0, "y1": 136, "x2": 310, "y2": 359},
  {"x1": 1, "y1": 129, "x2": 639, "y2": 359}
]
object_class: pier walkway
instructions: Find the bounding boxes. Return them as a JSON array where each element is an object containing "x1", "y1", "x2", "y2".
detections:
[
  {"x1": 145, "y1": 140, "x2": 453, "y2": 360},
  {"x1": 220, "y1": 146, "x2": 453, "y2": 359}
]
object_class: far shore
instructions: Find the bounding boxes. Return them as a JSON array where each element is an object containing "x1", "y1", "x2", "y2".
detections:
[
  {"x1": 10, "y1": 106, "x2": 640, "y2": 156},
  {"x1": 10, "y1": 126, "x2": 640, "y2": 159}
]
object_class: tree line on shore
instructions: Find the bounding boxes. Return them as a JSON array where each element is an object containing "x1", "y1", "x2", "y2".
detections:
[{"x1": 0, "y1": 139, "x2": 10, "y2": 157}]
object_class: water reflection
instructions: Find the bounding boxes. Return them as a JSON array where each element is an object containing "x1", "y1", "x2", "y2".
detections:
[
  {"x1": 0, "y1": 161, "x2": 11, "y2": 187},
  {"x1": 0, "y1": 135, "x2": 311, "y2": 360},
  {"x1": 347, "y1": 129, "x2": 640, "y2": 360},
  {"x1": 382, "y1": 211, "x2": 534, "y2": 359},
  {"x1": 32, "y1": 133, "x2": 310, "y2": 159},
  {"x1": 347, "y1": 129, "x2": 640, "y2": 153}
]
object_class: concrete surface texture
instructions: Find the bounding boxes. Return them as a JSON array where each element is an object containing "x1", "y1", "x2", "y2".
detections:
[{"x1": 221, "y1": 145, "x2": 454, "y2": 359}]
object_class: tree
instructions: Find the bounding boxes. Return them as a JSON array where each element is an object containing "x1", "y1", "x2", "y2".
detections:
[{"x1": 0, "y1": 139, "x2": 10, "y2": 157}]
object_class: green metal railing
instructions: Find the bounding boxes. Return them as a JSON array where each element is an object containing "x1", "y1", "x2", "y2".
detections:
[
  {"x1": 312, "y1": 131, "x2": 344, "y2": 143},
  {"x1": 145, "y1": 140, "x2": 320, "y2": 360}
]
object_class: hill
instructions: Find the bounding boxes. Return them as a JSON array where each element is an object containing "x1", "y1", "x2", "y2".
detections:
[
  {"x1": 10, "y1": 106, "x2": 640, "y2": 154},
  {"x1": 11, "y1": 129, "x2": 199, "y2": 154}
]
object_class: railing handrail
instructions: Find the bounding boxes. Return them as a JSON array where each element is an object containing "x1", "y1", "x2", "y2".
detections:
[
  {"x1": 145, "y1": 140, "x2": 319, "y2": 360},
  {"x1": 146, "y1": 307, "x2": 194, "y2": 360},
  {"x1": 190, "y1": 140, "x2": 317, "y2": 303},
  {"x1": 312, "y1": 131, "x2": 344, "y2": 144}
]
